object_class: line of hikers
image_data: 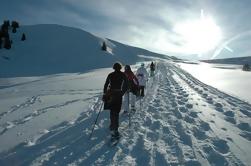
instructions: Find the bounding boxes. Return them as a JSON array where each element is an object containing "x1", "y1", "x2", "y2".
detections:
[{"x1": 102, "y1": 61, "x2": 155, "y2": 138}]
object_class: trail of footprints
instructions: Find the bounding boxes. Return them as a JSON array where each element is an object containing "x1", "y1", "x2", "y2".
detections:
[
  {"x1": 170, "y1": 64, "x2": 248, "y2": 164},
  {"x1": 114, "y1": 63, "x2": 245, "y2": 165},
  {"x1": 171, "y1": 64, "x2": 251, "y2": 141}
]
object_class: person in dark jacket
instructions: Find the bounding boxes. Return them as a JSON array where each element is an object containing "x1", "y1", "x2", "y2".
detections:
[
  {"x1": 103, "y1": 62, "x2": 128, "y2": 138},
  {"x1": 150, "y1": 61, "x2": 155, "y2": 77}
]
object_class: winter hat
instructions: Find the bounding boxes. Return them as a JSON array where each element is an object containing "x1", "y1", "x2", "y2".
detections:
[
  {"x1": 125, "y1": 65, "x2": 131, "y2": 71},
  {"x1": 141, "y1": 63, "x2": 145, "y2": 67},
  {"x1": 113, "y1": 62, "x2": 122, "y2": 71}
]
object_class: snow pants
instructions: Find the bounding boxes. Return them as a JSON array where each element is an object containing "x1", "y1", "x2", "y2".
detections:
[
  {"x1": 139, "y1": 86, "x2": 145, "y2": 97},
  {"x1": 124, "y1": 92, "x2": 136, "y2": 112},
  {"x1": 109, "y1": 91, "x2": 123, "y2": 132}
]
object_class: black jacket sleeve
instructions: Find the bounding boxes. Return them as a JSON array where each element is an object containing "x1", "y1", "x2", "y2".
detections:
[
  {"x1": 121, "y1": 74, "x2": 129, "y2": 95},
  {"x1": 103, "y1": 74, "x2": 111, "y2": 94}
]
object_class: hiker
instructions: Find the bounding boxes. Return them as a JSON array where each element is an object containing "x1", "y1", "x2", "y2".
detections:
[
  {"x1": 136, "y1": 63, "x2": 148, "y2": 97},
  {"x1": 123, "y1": 65, "x2": 139, "y2": 113},
  {"x1": 103, "y1": 62, "x2": 128, "y2": 138},
  {"x1": 150, "y1": 61, "x2": 155, "y2": 77}
]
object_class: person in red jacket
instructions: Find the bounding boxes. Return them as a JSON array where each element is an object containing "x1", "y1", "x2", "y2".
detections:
[{"x1": 123, "y1": 65, "x2": 139, "y2": 113}]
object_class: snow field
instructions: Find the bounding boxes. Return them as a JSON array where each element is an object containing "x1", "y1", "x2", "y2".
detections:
[{"x1": 0, "y1": 62, "x2": 250, "y2": 165}]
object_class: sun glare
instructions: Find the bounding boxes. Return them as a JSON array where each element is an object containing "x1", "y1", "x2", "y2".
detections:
[{"x1": 174, "y1": 12, "x2": 222, "y2": 54}]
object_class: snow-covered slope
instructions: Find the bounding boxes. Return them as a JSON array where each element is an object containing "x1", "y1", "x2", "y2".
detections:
[
  {"x1": 0, "y1": 62, "x2": 250, "y2": 165},
  {"x1": 0, "y1": 24, "x2": 170, "y2": 77}
]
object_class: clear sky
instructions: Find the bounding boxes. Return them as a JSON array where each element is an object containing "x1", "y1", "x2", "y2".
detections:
[{"x1": 1, "y1": 0, "x2": 251, "y2": 59}]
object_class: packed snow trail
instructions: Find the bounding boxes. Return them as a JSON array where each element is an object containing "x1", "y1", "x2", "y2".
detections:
[{"x1": 0, "y1": 62, "x2": 251, "y2": 165}]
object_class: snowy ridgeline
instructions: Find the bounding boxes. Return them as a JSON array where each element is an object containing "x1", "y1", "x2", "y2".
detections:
[
  {"x1": 0, "y1": 62, "x2": 251, "y2": 165},
  {"x1": 201, "y1": 56, "x2": 251, "y2": 65},
  {"x1": 0, "y1": 24, "x2": 170, "y2": 78}
]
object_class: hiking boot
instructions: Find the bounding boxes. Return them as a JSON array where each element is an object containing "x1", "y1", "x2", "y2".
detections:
[{"x1": 110, "y1": 130, "x2": 120, "y2": 138}]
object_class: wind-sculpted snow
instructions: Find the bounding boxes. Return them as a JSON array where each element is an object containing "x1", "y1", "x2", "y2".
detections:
[{"x1": 0, "y1": 62, "x2": 250, "y2": 165}]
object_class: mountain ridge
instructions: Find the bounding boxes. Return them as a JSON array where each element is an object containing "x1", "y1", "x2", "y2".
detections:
[{"x1": 201, "y1": 56, "x2": 251, "y2": 65}]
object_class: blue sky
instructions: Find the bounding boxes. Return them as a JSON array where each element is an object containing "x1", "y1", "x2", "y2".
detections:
[{"x1": 1, "y1": 0, "x2": 251, "y2": 59}]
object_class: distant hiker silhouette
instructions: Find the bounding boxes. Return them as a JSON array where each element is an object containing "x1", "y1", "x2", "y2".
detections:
[
  {"x1": 123, "y1": 65, "x2": 139, "y2": 113},
  {"x1": 103, "y1": 62, "x2": 128, "y2": 138},
  {"x1": 136, "y1": 63, "x2": 148, "y2": 97},
  {"x1": 150, "y1": 61, "x2": 155, "y2": 77}
]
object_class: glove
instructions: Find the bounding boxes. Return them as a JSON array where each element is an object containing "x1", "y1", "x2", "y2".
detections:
[{"x1": 120, "y1": 91, "x2": 125, "y2": 96}]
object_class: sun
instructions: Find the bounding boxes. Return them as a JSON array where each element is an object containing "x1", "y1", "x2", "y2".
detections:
[{"x1": 174, "y1": 11, "x2": 222, "y2": 54}]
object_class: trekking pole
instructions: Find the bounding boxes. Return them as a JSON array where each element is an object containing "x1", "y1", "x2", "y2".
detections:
[
  {"x1": 129, "y1": 111, "x2": 131, "y2": 127},
  {"x1": 128, "y1": 92, "x2": 131, "y2": 127},
  {"x1": 89, "y1": 102, "x2": 104, "y2": 139},
  {"x1": 140, "y1": 97, "x2": 142, "y2": 111}
]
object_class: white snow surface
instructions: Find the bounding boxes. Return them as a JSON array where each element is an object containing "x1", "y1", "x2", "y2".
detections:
[
  {"x1": 0, "y1": 24, "x2": 250, "y2": 165},
  {"x1": 0, "y1": 62, "x2": 250, "y2": 165},
  {"x1": 179, "y1": 62, "x2": 251, "y2": 103}
]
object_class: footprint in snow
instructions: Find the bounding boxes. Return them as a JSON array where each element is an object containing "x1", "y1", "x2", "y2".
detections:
[
  {"x1": 215, "y1": 103, "x2": 223, "y2": 108},
  {"x1": 171, "y1": 102, "x2": 178, "y2": 107},
  {"x1": 202, "y1": 93, "x2": 208, "y2": 98},
  {"x1": 226, "y1": 137, "x2": 233, "y2": 142},
  {"x1": 178, "y1": 100, "x2": 185, "y2": 105},
  {"x1": 173, "y1": 109, "x2": 183, "y2": 119},
  {"x1": 150, "y1": 120, "x2": 161, "y2": 131},
  {"x1": 206, "y1": 97, "x2": 213, "y2": 101},
  {"x1": 202, "y1": 145, "x2": 229, "y2": 165},
  {"x1": 184, "y1": 115, "x2": 195, "y2": 124},
  {"x1": 239, "y1": 131, "x2": 251, "y2": 141},
  {"x1": 146, "y1": 131, "x2": 159, "y2": 142},
  {"x1": 237, "y1": 122, "x2": 251, "y2": 132},
  {"x1": 224, "y1": 116, "x2": 236, "y2": 124},
  {"x1": 198, "y1": 90, "x2": 203, "y2": 94},
  {"x1": 239, "y1": 109, "x2": 251, "y2": 117},
  {"x1": 200, "y1": 122, "x2": 211, "y2": 131},
  {"x1": 227, "y1": 100, "x2": 237, "y2": 107},
  {"x1": 189, "y1": 112, "x2": 198, "y2": 118},
  {"x1": 212, "y1": 138, "x2": 230, "y2": 154},
  {"x1": 192, "y1": 127, "x2": 207, "y2": 140},
  {"x1": 203, "y1": 88, "x2": 208, "y2": 91},
  {"x1": 186, "y1": 104, "x2": 193, "y2": 109},
  {"x1": 176, "y1": 95, "x2": 183, "y2": 99},
  {"x1": 180, "y1": 98, "x2": 189, "y2": 103},
  {"x1": 179, "y1": 106, "x2": 188, "y2": 113},
  {"x1": 224, "y1": 111, "x2": 235, "y2": 117},
  {"x1": 184, "y1": 94, "x2": 189, "y2": 98},
  {"x1": 215, "y1": 107, "x2": 224, "y2": 113}
]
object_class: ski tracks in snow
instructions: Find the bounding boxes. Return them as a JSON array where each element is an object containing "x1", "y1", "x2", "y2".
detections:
[{"x1": 0, "y1": 62, "x2": 250, "y2": 165}]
